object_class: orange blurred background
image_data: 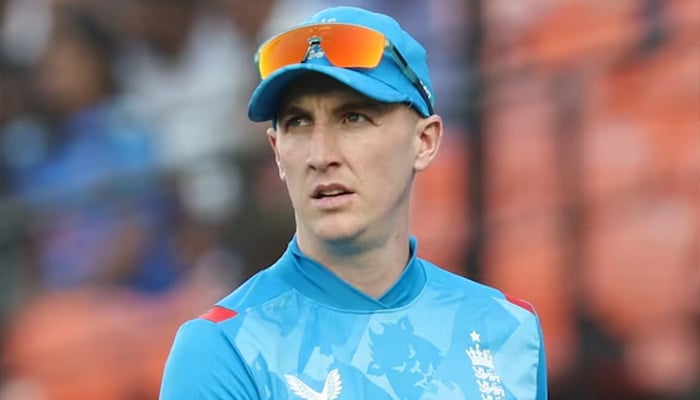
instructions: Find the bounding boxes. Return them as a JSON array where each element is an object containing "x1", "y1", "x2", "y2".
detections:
[{"x1": 0, "y1": 0, "x2": 697, "y2": 399}]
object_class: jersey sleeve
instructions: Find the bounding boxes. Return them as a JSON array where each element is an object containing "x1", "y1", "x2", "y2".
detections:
[
  {"x1": 159, "y1": 318, "x2": 259, "y2": 399},
  {"x1": 505, "y1": 294, "x2": 548, "y2": 399},
  {"x1": 535, "y1": 314, "x2": 548, "y2": 400}
]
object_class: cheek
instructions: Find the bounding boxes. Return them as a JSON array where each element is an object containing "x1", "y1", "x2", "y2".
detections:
[
  {"x1": 364, "y1": 143, "x2": 414, "y2": 191},
  {"x1": 276, "y1": 146, "x2": 305, "y2": 190},
  {"x1": 279, "y1": 163, "x2": 305, "y2": 209},
  {"x1": 372, "y1": 136, "x2": 415, "y2": 173}
]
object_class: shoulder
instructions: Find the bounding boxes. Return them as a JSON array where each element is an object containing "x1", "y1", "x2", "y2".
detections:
[
  {"x1": 190, "y1": 248, "x2": 308, "y2": 326},
  {"x1": 421, "y1": 259, "x2": 501, "y2": 299},
  {"x1": 503, "y1": 294, "x2": 538, "y2": 316},
  {"x1": 163, "y1": 267, "x2": 290, "y2": 363},
  {"x1": 164, "y1": 264, "x2": 293, "y2": 368},
  {"x1": 196, "y1": 263, "x2": 293, "y2": 324},
  {"x1": 421, "y1": 259, "x2": 539, "y2": 316},
  {"x1": 161, "y1": 317, "x2": 259, "y2": 398}
]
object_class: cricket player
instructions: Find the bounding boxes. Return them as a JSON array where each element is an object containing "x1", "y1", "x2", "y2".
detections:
[{"x1": 160, "y1": 6, "x2": 548, "y2": 399}]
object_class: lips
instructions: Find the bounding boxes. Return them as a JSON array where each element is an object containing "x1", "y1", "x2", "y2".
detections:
[{"x1": 311, "y1": 183, "x2": 354, "y2": 199}]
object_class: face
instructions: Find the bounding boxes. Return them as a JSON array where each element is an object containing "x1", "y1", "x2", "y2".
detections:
[{"x1": 267, "y1": 74, "x2": 442, "y2": 248}]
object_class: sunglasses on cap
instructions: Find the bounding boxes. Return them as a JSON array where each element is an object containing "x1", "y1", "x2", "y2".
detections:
[{"x1": 254, "y1": 23, "x2": 434, "y2": 115}]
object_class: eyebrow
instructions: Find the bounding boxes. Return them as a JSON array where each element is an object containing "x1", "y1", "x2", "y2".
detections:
[
  {"x1": 277, "y1": 104, "x2": 307, "y2": 119},
  {"x1": 334, "y1": 100, "x2": 388, "y2": 114},
  {"x1": 278, "y1": 98, "x2": 390, "y2": 119}
]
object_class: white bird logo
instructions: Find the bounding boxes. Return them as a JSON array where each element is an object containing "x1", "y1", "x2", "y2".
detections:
[{"x1": 284, "y1": 368, "x2": 343, "y2": 400}]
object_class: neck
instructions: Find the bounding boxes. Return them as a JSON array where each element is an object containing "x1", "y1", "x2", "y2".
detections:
[{"x1": 297, "y1": 232, "x2": 411, "y2": 298}]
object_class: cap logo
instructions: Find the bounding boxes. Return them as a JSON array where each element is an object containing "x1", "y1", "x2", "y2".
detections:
[{"x1": 304, "y1": 37, "x2": 325, "y2": 61}]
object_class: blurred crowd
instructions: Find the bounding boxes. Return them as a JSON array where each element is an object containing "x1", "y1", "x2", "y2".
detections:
[{"x1": 0, "y1": 0, "x2": 697, "y2": 399}]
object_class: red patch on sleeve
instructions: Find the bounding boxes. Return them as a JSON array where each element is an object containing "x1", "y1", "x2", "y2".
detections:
[
  {"x1": 199, "y1": 306, "x2": 238, "y2": 323},
  {"x1": 505, "y1": 294, "x2": 536, "y2": 315}
]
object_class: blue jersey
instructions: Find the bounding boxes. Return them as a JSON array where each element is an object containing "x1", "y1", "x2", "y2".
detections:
[{"x1": 160, "y1": 237, "x2": 547, "y2": 399}]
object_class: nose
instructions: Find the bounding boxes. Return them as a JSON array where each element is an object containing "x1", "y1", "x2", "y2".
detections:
[{"x1": 306, "y1": 125, "x2": 340, "y2": 171}]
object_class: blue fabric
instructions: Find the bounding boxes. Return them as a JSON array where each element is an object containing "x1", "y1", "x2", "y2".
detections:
[
  {"x1": 248, "y1": 6, "x2": 435, "y2": 121},
  {"x1": 280, "y1": 236, "x2": 425, "y2": 310},
  {"x1": 161, "y1": 236, "x2": 548, "y2": 399},
  {"x1": 5, "y1": 101, "x2": 181, "y2": 293}
]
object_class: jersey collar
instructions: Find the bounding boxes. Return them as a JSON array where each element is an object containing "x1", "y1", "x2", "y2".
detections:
[{"x1": 278, "y1": 235, "x2": 427, "y2": 311}]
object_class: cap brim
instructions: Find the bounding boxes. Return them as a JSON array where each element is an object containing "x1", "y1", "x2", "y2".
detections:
[{"x1": 247, "y1": 63, "x2": 413, "y2": 122}]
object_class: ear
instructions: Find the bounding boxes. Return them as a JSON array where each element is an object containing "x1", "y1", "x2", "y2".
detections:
[
  {"x1": 267, "y1": 127, "x2": 285, "y2": 181},
  {"x1": 413, "y1": 114, "x2": 443, "y2": 172}
]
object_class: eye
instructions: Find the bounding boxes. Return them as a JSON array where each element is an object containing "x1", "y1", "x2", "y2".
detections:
[
  {"x1": 342, "y1": 112, "x2": 368, "y2": 124},
  {"x1": 283, "y1": 115, "x2": 311, "y2": 129}
]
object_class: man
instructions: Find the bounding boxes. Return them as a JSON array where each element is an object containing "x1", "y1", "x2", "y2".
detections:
[{"x1": 160, "y1": 6, "x2": 547, "y2": 399}]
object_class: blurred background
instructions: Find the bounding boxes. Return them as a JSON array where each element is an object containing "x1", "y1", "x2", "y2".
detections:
[{"x1": 0, "y1": 0, "x2": 697, "y2": 399}]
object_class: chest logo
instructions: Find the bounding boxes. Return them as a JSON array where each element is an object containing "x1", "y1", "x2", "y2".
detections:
[
  {"x1": 466, "y1": 330, "x2": 506, "y2": 399},
  {"x1": 284, "y1": 368, "x2": 343, "y2": 400}
]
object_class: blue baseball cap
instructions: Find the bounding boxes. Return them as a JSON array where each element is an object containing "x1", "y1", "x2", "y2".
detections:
[{"x1": 247, "y1": 6, "x2": 435, "y2": 122}]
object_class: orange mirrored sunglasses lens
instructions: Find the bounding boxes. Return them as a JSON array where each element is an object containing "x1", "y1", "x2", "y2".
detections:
[{"x1": 257, "y1": 24, "x2": 386, "y2": 79}]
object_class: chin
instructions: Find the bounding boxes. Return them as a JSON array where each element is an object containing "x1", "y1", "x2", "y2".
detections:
[
  {"x1": 314, "y1": 227, "x2": 361, "y2": 244},
  {"x1": 309, "y1": 218, "x2": 364, "y2": 244}
]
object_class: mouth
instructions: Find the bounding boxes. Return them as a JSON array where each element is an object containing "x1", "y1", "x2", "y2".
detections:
[{"x1": 311, "y1": 184, "x2": 354, "y2": 199}]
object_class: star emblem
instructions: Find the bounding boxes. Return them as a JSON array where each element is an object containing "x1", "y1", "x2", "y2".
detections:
[{"x1": 469, "y1": 330, "x2": 481, "y2": 342}]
